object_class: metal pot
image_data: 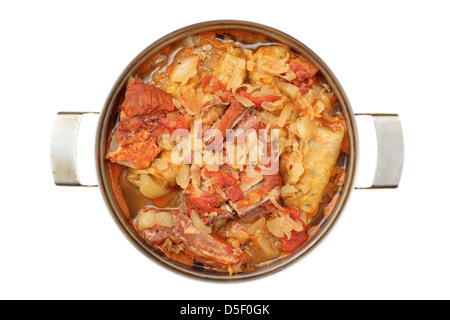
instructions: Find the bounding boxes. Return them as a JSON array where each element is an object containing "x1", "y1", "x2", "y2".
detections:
[{"x1": 51, "y1": 20, "x2": 404, "y2": 280}]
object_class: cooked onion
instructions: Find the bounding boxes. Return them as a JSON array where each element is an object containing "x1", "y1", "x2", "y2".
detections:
[
  {"x1": 139, "y1": 174, "x2": 171, "y2": 199},
  {"x1": 152, "y1": 158, "x2": 169, "y2": 171},
  {"x1": 138, "y1": 210, "x2": 157, "y2": 232},
  {"x1": 247, "y1": 218, "x2": 266, "y2": 236},
  {"x1": 172, "y1": 98, "x2": 184, "y2": 112},
  {"x1": 138, "y1": 210, "x2": 174, "y2": 232},
  {"x1": 258, "y1": 85, "x2": 277, "y2": 96},
  {"x1": 158, "y1": 133, "x2": 176, "y2": 151},
  {"x1": 266, "y1": 218, "x2": 285, "y2": 238},
  {"x1": 157, "y1": 211, "x2": 175, "y2": 228},
  {"x1": 255, "y1": 234, "x2": 281, "y2": 259},
  {"x1": 127, "y1": 172, "x2": 142, "y2": 188},
  {"x1": 285, "y1": 214, "x2": 304, "y2": 232},
  {"x1": 225, "y1": 222, "x2": 250, "y2": 244},
  {"x1": 190, "y1": 210, "x2": 212, "y2": 234},
  {"x1": 176, "y1": 164, "x2": 191, "y2": 189},
  {"x1": 204, "y1": 162, "x2": 220, "y2": 172}
]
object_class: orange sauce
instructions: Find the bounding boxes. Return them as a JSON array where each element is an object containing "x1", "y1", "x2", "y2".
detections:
[{"x1": 107, "y1": 162, "x2": 130, "y2": 220}]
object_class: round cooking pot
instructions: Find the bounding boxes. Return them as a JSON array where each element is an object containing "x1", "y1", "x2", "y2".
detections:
[{"x1": 51, "y1": 20, "x2": 404, "y2": 281}]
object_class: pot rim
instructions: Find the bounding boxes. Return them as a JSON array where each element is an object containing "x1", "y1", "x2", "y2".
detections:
[{"x1": 96, "y1": 20, "x2": 358, "y2": 281}]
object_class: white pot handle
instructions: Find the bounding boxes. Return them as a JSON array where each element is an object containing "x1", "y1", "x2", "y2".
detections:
[
  {"x1": 355, "y1": 113, "x2": 404, "y2": 189},
  {"x1": 51, "y1": 112, "x2": 99, "y2": 187}
]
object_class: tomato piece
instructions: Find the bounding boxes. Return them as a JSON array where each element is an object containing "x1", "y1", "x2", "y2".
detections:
[
  {"x1": 284, "y1": 206, "x2": 302, "y2": 221},
  {"x1": 216, "y1": 100, "x2": 244, "y2": 137},
  {"x1": 202, "y1": 75, "x2": 227, "y2": 94},
  {"x1": 205, "y1": 170, "x2": 238, "y2": 189},
  {"x1": 190, "y1": 194, "x2": 219, "y2": 213},
  {"x1": 280, "y1": 206, "x2": 308, "y2": 253},
  {"x1": 179, "y1": 89, "x2": 198, "y2": 115},
  {"x1": 290, "y1": 63, "x2": 314, "y2": 81},
  {"x1": 239, "y1": 91, "x2": 281, "y2": 108},
  {"x1": 281, "y1": 230, "x2": 308, "y2": 253},
  {"x1": 226, "y1": 186, "x2": 244, "y2": 202},
  {"x1": 289, "y1": 63, "x2": 318, "y2": 95},
  {"x1": 158, "y1": 114, "x2": 189, "y2": 133}
]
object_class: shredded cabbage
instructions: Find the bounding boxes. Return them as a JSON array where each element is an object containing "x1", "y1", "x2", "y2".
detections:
[
  {"x1": 297, "y1": 117, "x2": 318, "y2": 142},
  {"x1": 235, "y1": 93, "x2": 256, "y2": 107},
  {"x1": 227, "y1": 66, "x2": 245, "y2": 90},
  {"x1": 277, "y1": 103, "x2": 293, "y2": 127},
  {"x1": 213, "y1": 54, "x2": 246, "y2": 89},
  {"x1": 253, "y1": 46, "x2": 290, "y2": 76},
  {"x1": 281, "y1": 184, "x2": 297, "y2": 197},
  {"x1": 289, "y1": 162, "x2": 305, "y2": 184},
  {"x1": 277, "y1": 81, "x2": 300, "y2": 101},
  {"x1": 170, "y1": 55, "x2": 199, "y2": 85},
  {"x1": 239, "y1": 166, "x2": 264, "y2": 192},
  {"x1": 261, "y1": 97, "x2": 286, "y2": 112},
  {"x1": 267, "y1": 211, "x2": 303, "y2": 240}
]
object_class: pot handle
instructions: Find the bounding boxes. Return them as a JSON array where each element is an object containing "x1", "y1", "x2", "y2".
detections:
[
  {"x1": 51, "y1": 112, "x2": 99, "y2": 187},
  {"x1": 355, "y1": 113, "x2": 404, "y2": 189}
]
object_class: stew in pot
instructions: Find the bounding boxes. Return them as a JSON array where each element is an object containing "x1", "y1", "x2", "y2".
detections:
[{"x1": 105, "y1": 30, "x2": 348, "y2": 275}]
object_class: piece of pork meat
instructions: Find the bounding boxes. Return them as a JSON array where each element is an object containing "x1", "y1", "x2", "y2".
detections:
[
  {"x1": 120, "y1": 78, "x2": 175, "y2": 119},
  {"x1": 140, "y1": 209, "x2": 247, "y2": 270},
  {"x1": 142, "y1": 227, "x2": 175, "y2": 245},
  {"x1": 171, "y1": 213, "x2": 245, "y2": 268},
  {"x1": 224, "y1": 109, "x2": 262, "y2": 148},
  {"x1": 106, "y1": 78, "x2": 179, "y2": 169},
  {"x1": 229, "y1": 174, "x2": 282, "y2": 221},
  {"x1": 204, "y1": 100, "x2": 244, "y2": 149},
  {"x1": 107, "y1": 130, "x2": 162, "y2": 169},
  {"x1": 232, "y1": 109, "x2": 262, "y2": 132},
  {"x1": 182, "y1": 182, "x2": 235, "y2": 227}
]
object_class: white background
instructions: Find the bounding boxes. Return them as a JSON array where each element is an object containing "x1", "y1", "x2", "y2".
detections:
[{"x1": 1, "y1": 0, "x2": 449, "y2": 300}]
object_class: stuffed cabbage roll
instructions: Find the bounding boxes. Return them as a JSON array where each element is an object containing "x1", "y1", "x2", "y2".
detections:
[{"x1": 284, "y1": 127, "x2": 344, "y2": 214}]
